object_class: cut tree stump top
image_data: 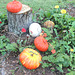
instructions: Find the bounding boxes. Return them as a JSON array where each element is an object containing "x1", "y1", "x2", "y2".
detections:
[{"x1": 14, "y1": 4, "x2": 31, "y2": 14}]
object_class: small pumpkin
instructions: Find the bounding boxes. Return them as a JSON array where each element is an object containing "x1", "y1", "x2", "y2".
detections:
[
  {"x1": 19, "y1": 48, "x2": 42, "y2": 70},
  {"x1": 29, "y1": 23, "x2": 41, "y2": 37},
  {"x1": 44, "y1": 20, "x2": 55, "y2": 28},
  {"x1": 6, "y1": 0, "x2": 22, "y2": 13},
  {"x1": 34, "y1": 36, "x2": 48, "y2": 52}
]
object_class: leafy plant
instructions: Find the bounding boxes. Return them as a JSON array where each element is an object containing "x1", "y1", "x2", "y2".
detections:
[
  {"x1": 0, "y1": 13, "x2": 7, "y2": 30},
  {"x1": 40, "y1": 16, "x2": 75, "y2": 73},
  {"x1": 0, "y1": 35, "x2": 18, "y2": 55},
  {"x1": 66, "y1": 71, "x2": 75, "y2": 75},
  {"x1": 33, "y1": 6, "x2": 75, "y2": 33},
  {"x1": 33, "y1": 9, "x2": 51, "y2": 24}
]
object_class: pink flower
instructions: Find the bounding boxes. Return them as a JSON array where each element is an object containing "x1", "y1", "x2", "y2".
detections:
[
  {"x1": 0, "y1": 21, "x2": 2, "y2": 24},
  {"x1": 51, "y1": 49, "x2": 56, "y2": 54},
  {"x1": 21, "y1": 28, "x2": 26, "y2": 32}
]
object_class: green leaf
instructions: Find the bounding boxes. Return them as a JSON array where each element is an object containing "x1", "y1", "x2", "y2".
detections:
[
  {"x1": 55, "y1": 25, "x2": 59, "y2": 28},
  {"x1": 42, "y1": 63, "x2": 49, "y2": 68},
  {"x1": 70, "y1": 27, "x2": 75, "y2": 34},
  {"x1": 3, "y1": 43, "x2": 6, "y2": 47},
  {"x1": 45, "y1": 37, "x2": 51, "y2": 41},
  {"x1": 63, "y1": 54, "x2": 69, "y2": 60},
  {"x1": 56, "y1": 66, "x2": 63, "y2": 72},
  {"x1": 48, "y1": 45, "x2": 52, "y2": 51},
  {"x1": 5, "y1": 38, "x2": 10, "y2": 42},
  {"x1": 63, "y1": 60, "x2": 70, "y2": 67},
  {"x1": 58, "y1": 63, "x2": 62, "y2": 69},
  {"x1": 72, "y1": 21, "x2": 75, "y2": 28},
  {"x1": 54, "y1": 28, "x2": 58, "y2": 37},
  {"x1": 0, "y1": 49, "x2": 6, "y2": 52},
  {"x1": 17, "y1": 40, "x2": 20, "y2": 44},
  {"x1": 42, "y1": 27, "x2": 51, "y2": 36},
  {"x1": 11, "y1": 43, "x2": 18, "y2": 48},
  {"x1": 19, "y1": 47, "x2": 25, "y2": 52},
  {"x1": 48, "y1": 55, "x2": 56, "y2": 63},
  {"x1": 44, "y1": 11, "x2": 51, "y2": 18},
  {"x1": 0, "y1": 35, "x2": 6, "y2": 39},
  {"x1": 66, "y1": 71, "x2": 75, "y2": 75},
  {"x1": 60, "y1": 46, "x2": 65, "y2": 53},
  {"x1": 6, "y1": 44, "x2": 17, "y2": 52},
  {"x1": 25, "y1": 45, "x2": 35, "y2": 49},
  {"x1": 2, "y1": 51, "x2": 6, "y2": 56},
  {"x1": 24, "y1": 40, "x2": 27, "y2": 44},
  {"x1": 68, "y1": 41, "x2": 71, "y2": 44},
  {"x1": 0, "y1": 44, "x2": 4, "y2": 49},
  {"x1": 67, "y1": 69, "x2": 71, "y2": 72},
  {"x1": 42, "y1": 56, "x2": 49, "y2": 60},
  {"x1": 55, "y1": 56, "x2": 64, "y2": 62}
]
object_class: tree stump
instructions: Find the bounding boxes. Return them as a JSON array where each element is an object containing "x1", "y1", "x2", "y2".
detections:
[{"x1": 7, "y1": 4, "x2": 32, "y2": 35}]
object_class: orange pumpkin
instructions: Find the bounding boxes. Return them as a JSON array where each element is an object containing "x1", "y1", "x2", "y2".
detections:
[
  {"x1": 6, "y1": 0, "x2": 22, "y2": 13},
  {"x1": 34, "y1": 36, "x2": 49, "y2": 52},
  {"x1": 19, "y1": 48, "x2": 42, "y2": 70}
]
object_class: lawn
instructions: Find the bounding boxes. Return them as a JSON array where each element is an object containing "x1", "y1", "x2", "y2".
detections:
[{"x1": 0, "y1": 0, "x2": 75, "y2": 14}]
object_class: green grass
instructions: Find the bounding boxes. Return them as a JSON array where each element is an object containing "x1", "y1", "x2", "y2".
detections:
[{"x1": 0, "y1": 0, "x2": 75, "y2": 14}]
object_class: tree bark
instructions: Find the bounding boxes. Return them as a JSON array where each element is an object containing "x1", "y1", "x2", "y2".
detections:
[{"x1": 7, "y1": 4, "x2": 32, "y2": 35}]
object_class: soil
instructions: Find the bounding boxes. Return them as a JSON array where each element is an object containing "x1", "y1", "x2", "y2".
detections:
[
  {"x1": 66, "y1": 5, "x2": 75, "y2": 17},
  {"x1": 0, "y1": 5, "x2": 75, "y2": 75}
]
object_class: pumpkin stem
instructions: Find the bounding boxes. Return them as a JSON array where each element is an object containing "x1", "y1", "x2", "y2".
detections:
[
  {"x1": 29, "y1": 51, "x2": 38, "y2": 55},
  {"x1": 31, "y1": 54, "x2": 34, "y2": 56}
]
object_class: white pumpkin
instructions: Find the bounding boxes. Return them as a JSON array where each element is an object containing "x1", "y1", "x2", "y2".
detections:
[{"x1": 29, "y1": 23, "x2": 41, "y2": 37}]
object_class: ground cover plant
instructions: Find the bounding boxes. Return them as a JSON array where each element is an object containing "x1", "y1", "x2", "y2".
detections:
[
  {"x1": 0, "y1": 13, "x2": 7, "y2": 31},
  {"x1": 0, "y1": 0, "x2": 75, "y2": 75},
  {"x1": 32, "y1": 5, "x2": 75, "y2": 74}
]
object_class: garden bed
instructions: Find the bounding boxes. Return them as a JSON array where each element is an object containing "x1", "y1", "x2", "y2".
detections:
[{"x1": 0, "y1": 5, "x2": 75, "y2": 75}]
